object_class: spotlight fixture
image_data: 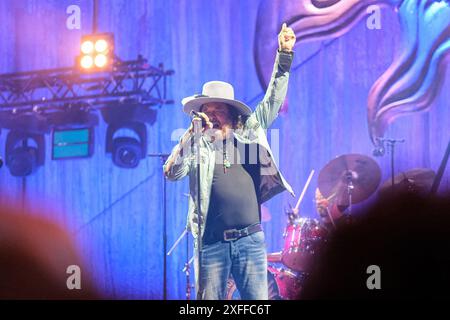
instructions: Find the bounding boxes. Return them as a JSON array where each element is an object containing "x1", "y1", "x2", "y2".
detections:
[
  {"x1": 0, "y1": 113, "x2": 49, "y2": 177},
  {"x1": 5, "y1": 131, "x2": 45, "y2": 177},
  {"x1": 102, "y1": 103, "x2": 156, "y2": 169},
  {"x1": 106, "y1": 122, "x2": 147, "y2": 168},
  {"x1": 77, "y1": 33, "x2": 114, "y2": 71}
]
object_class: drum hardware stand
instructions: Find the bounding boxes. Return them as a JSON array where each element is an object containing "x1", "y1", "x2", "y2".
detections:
[
  {"x1": 148, "y1": 153, "x2": 170, "y2": 300},
  {"x1": 183, "y1": 254, "x2": 195, "y2": 300},
  {"x1": 386, "y1": 138, "x2": 405, "y2": 189},
  {"x1": 375, "y1": 137, "x2": 405, "y2": 189},
  {"x1": 345, "y1": 170, "x2": 355, "y2": 218},
  {"x1": 430, "y1": 137, "x2": 450, "y2": 194}
]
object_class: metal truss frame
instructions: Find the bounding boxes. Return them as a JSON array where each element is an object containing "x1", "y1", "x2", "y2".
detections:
[{"x1": 0, "y1": 56, "x2": 174, "y2": 115}]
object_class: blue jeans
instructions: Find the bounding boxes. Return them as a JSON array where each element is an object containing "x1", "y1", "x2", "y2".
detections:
[{"x1": 194, "y1": 231, "x2": 268, "y2": 300}]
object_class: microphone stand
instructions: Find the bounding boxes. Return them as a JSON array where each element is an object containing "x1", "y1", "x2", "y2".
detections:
[
  {"x1": 167, "y1": 227, "x2": 193, "y2": 300},
  {"x1": 148, "y1": 153, "x2": 170, "y2": 300},
  {"x1": 182, "y1": 256, "x2": 195, "y2": 299},
  {"x1": 192, "y1": 117, "x2": 204, "y2": 300},
  {"x1": 185, "y1": 228, "x2": 191, "y2": 300}
]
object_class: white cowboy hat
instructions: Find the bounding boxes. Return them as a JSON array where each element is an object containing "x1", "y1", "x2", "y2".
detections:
[{"x1": 181, "y1": 81, "x2": 252, "y2": 116}]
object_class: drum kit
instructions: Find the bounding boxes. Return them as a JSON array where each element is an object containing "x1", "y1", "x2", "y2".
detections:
[{"x1": 227, "y1": 153, "x2": 383, "y2": 300}]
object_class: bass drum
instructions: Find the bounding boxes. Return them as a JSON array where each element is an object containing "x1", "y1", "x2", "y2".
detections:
[{"x1": 226, "y1": 265, "x2": 304, "y2": 300}]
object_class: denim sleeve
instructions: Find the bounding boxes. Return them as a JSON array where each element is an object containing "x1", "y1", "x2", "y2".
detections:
[
  {"x1": 250, "y1": 50, "x2": 293, "y2": 129},
  {"x1": 163, "y1": 132, "x2": 192, "y2": 181}
]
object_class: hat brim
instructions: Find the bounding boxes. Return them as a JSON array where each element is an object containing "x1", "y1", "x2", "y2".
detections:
[{"x1": 182, "y1": 97, "x2": 252, "y2": 116}]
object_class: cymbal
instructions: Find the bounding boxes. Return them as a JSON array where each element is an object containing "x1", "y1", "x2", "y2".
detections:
[
  {"x1": 318, "y1": 154, "x2": 381, "y2": 206},
  {"x1": 378, "y1": 168, "x2": 435, "y2": 196}
]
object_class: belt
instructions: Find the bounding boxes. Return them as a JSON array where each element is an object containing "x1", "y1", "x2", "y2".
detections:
[{"x1": 223, "y1": 224, "x2": 263, "y2": 241}]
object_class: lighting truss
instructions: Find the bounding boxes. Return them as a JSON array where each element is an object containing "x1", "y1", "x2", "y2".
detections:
[{"x1": 0, "y1": 56, "x2": 174, "y2": 115}]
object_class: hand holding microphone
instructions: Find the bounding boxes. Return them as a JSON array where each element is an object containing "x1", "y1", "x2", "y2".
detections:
[
  {"x1": 189, "y1": 111, "x2": 213, "y2": 134},
  {"x1": 166, "y1": 111, "x2": 213, "y2": 174}
]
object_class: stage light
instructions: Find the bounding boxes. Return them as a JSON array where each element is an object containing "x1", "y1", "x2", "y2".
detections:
[
  {"x1": 46, "y1": 106, "x2": 98, "y2": 160},
  {"x1": 80, "y1": 55, "x2": 94, "y2": 69},
  {"x1": 81, "y1": 40, "x2": 94, "y2": 54},
  {"x1": 52, "y1": 128, "x2": 93, "y2": 159},
  {"x1": 77, "y1": 33, "x2": 114, "y2": 71},
  {"x1": 102, "y1": 103, "x2": 157, "y2": 169},
  {"x1": 94, "y1": 54, "x2": 107, "y2": 68},
  {"x1": 5, "y1": 131, "x2": 45, "y2": 177},
  {"x1": 95, "y1": 39, "x2": 108, "y2": 52},
  {"x1": 0, "y1": 113, "x2": 49, "y2": 177},
  {"x1": 106, "y1": 123, "x2": 147, "y2": 168}
]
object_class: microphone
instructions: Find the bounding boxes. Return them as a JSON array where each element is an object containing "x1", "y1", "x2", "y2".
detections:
[
  {"x1": 190, "y1": 110, "x2": 205, "y2": 134},
  {"x1": 372, "y1": 137, "x2": 385, "y2": 157},
  {"x1": 373, "y1": 146, "x2": 385, "y2": 157},
  {"x1": 373, "y1": 137, "x2": 405, "y2": 157},
  {"x1": 190, "y1": 110, "x2": 210, "y2": 130},
  {"x1": 190, "y1": 110, "x2": 202, "y2": 118}
]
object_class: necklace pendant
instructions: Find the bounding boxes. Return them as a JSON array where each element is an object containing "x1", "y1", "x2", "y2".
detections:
[{"x1": 223, "y1": 159, "x2": 231, "y2": 168}]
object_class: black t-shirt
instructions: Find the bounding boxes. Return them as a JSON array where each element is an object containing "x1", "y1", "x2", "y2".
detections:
[{"x1": 203, "y1": 138, "x2": 261, "y2": 244}]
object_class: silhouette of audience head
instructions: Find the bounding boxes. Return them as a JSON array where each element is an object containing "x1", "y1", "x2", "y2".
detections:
[
  {"x1": 300, "y1": 193, "x2": 450, "y2": 299},
  {"x1": 0, "y1": 206, "x2": 100, "y2": 299}
]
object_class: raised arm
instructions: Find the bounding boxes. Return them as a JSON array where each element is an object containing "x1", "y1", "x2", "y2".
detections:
[{"x1": 251, "y1": 23, "x2": 296, "y2": 129}]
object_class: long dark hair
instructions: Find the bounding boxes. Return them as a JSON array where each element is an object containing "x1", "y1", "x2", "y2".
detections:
[
  {"x1": 200, "y1": 104, "x2": 248, "y2": 129},
  {"x1": 228, "y1": 105, "x2": 247, "y2": 130}
]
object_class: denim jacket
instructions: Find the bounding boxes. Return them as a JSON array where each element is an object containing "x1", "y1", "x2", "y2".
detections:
[{"x1": 163, "y1": 51, "x2": 295, "y2": 239}]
